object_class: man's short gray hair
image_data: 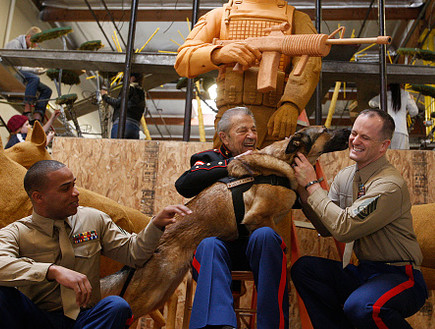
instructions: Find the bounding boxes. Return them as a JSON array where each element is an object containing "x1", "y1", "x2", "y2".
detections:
[{"x1": 217, "y1": 107, "x2": 255, "y2": 134}]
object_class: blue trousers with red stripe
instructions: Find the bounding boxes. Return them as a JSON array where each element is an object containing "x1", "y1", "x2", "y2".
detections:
[
  {"x1": 190, "y1": 227, "x2": 289, "y2": 329},
  {"x1": 291, "y1": 256, "x2": 428, "y2": 329},
  {"x1": 0, "y1": 286, "x2": 133, "y2": 329}
]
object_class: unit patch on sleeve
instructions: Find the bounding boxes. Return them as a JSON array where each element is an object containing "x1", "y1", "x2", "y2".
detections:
[
  {"x1": 73, "y1": 231, "x2": 98, "y2": 244},
  {"x1": 352, "y1": 195, "x2": 380, "y2": 220}
]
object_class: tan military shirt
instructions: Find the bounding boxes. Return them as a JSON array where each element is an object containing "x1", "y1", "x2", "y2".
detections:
[
  {"x1": 0, "y1": 206, "x2": 163, "y2": 312},
  {"x1": 307, "y1": 156, "x2": 423, "y2": 266}
]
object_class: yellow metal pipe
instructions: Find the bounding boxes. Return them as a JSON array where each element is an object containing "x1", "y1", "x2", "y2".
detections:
[
  {"x1": 170, "y1": 39, "x2": 182, "y2": 47},
  {"x1": 141, "y1": 116, "x2": 152, "y2": 140},
  {"x1": 195, "y1": 81, "x2": 206, "y2": 142},
  {"x1": 114, "y1": 31, "x2": 122, "y2": 52},
  {"x1": 137, "y1": 28, "x2": 160, "y2": 53},
  {"x1": 186, "y1": 18, "x2": 191, "y2": 33},
  {"x1": 110, "y1": 72, "x2": 123, "y2": 86},
  {"x1": 177, "y1": 30, "x2": 186, "y2": 42},
  {"x1": 325, "y1": 81, "x2": 341, "y2": 128},
  {"x1": 351, "y1": 43, "x2": 376, "y2": 61}
]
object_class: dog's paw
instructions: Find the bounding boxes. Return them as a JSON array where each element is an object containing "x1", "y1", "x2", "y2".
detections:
[{"x1": 228, "y1": 158, "x2": 255, "y2": 177}]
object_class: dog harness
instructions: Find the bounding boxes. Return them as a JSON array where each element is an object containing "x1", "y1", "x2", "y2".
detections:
[{"x1": 218, "y1": 175, "x2": 292, "y2": 237}]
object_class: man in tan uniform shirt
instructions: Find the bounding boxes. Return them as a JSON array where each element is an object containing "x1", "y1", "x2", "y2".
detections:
[
  {"x1": 291, "y1": 109, "x2": 428, "y2": 328},
  {"x1": 175, "y1": 0, "x2": 321, "y2": 148},
  {"x1": 0, "y1": 160, "x2": 191, "y2": 329}
]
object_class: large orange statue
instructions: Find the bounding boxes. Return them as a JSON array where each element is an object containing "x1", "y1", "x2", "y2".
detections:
[{"x1": 175, "y1": 0, "x2": 321, "y2": 147}]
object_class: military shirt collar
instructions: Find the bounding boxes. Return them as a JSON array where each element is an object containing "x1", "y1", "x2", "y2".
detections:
[
  {"x1": 219, "y1": 144, "x2": 233, "y2": 159},
  {"x1": 356, "y1": 155, "x2": 389, "y2": 184},
  {"x1": 31, "y1": 211, "x2": 72, "y2": 237}
]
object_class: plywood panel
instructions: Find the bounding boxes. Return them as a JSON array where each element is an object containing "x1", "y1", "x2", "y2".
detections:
[
  {"x1": 154, "y1": 141, "x2": 211, "y2": 213},
  {"x1": 52, "y1": 138, "x2": 160, "y2": 213}
]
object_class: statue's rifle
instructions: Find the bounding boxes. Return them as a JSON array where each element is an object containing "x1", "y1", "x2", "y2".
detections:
[{"x1": 213, "y1": 25, "x2": 391, "y2": 92}]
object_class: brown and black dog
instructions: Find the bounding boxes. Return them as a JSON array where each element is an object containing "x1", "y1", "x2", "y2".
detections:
[
  {"x1": 101, "y1": 126, "x2": 351, "y2": 318},
  {"x1": 227, "y1": 126, "x2": 351, "y2": 232}
]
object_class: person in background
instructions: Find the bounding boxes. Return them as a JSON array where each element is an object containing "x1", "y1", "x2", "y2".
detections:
[
  {"x1": 5, "y1": 26, "x2": 52, "y2": 122},
  {"x1": 100, "y1": 73, "x2": 145, "y2": 139},
  {"x1": 291, "y1": 108, "x2": 427, "y2": 328},
  {"x1": 5, "y1": 110, "x2": 60, "y2": 149},
  {"x1": 175, "y1": 107, "x2": 289, "y2": 329},
  {"x1": 369, "y1": 83, "x2": 419, "y2": 149},
  {"x1": 0, "y1": 159, "x2": 192, "y2": 329}
]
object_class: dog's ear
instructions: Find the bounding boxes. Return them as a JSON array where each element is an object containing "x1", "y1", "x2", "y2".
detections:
[
  {"x1": 27, "y1": 121, "x2": 47, "y2": 148},
  {"x1": 285, "y1": 132, "x2": 303, "y2": 154}
]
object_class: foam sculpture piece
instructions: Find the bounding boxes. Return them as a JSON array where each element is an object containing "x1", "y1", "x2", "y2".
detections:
[
  {"x1": 47, "y1": 69, "x2": 82, "y2": 85},
  {"x1": 397, "y1": 48, "x2": 435, "y2": 62},
  {"x1": 56, "y1": 93, "x2": 78, "y2": 105},
  {"x1": 175, "y1": 0, "x2": 322, "y2": 148},
  {"x1": 78, "y1": 40, "x2": 104, "y2": 51},
  {"x1": 30, "y1": 26, "x2": 73, "y2": 43},
  {"x1": 411, "y1": 84, "x2": 435, "y2": 98}
]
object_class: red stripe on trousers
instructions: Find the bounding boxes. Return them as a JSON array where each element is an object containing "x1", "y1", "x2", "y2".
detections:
[
  {"x1": 125, "y1": 315, "x2": 135, "y2": 326},
  {"x1": 372, "y1": 265, "x2": 414, "y2": 329},
  {"x1": 192, "y1": 251, "x2": 201, "y2": 274},
  {"x1": 278, "y1": 238, "x2": 287, "y2": 329}
]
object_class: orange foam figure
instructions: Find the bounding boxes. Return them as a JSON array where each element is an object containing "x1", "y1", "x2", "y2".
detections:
[{"x1": 175, "y1": 0, "x2": 321, "y2": 148}]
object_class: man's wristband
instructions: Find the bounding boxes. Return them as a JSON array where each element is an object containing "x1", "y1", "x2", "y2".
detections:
[{"x1": 304, "y1": 180, "x2": 319, "y2": 190}]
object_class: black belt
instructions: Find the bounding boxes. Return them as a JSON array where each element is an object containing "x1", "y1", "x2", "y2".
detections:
[
  {"x1": 382, "y1": 260, "x2": 419, "y2": 269},
  {"x1": 363, "y1": 260, "x2": 420, "y2": 271}
]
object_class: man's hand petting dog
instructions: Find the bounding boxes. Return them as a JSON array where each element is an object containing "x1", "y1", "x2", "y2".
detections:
[
  {"x1": 293, "y1": 153, "x2": 320, "y2": 202},
  {"x1": 152, "y1": 204, "x2": 192, "y2": 230}
]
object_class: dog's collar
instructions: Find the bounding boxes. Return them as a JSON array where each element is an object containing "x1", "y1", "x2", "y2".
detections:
[
  {"x1": 253, "y1": 175, "x2": 292, "y2": 189},
  {"x1": 219, "y1": 175, "x2": 291, "y2": 190}
]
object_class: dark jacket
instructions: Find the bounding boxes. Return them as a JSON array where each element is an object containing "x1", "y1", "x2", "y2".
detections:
[
  {"x1": 102, "y1": 83, "x2": 145, "y2": 123},
  {"x1": 5, "y1": 133, "x2": 27, "y2": 149},
  {"x1": 175, "y1": 144, "x2": 235, "y2": 198}
]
